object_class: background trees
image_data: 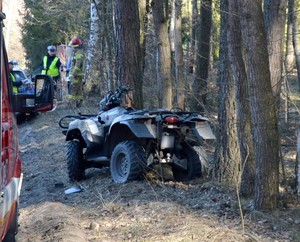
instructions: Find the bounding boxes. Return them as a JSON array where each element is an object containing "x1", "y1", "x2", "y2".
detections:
[
  {"x1": 11, "y1": 0, "x2": 300, "y2": 210},
  {"x1": 22, "y1": 0, "x2": 89, "y2": 70}
]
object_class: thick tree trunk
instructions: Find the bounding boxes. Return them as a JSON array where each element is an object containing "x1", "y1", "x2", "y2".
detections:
[
  {"x1": 214, "y1": 0, "x2": 241, "y2": 185},
  {"x1": 239, "y1": 0, "x2": 280, "y2": 210},
  {"x1": 264, "y1": 0, "x2": 287, "y2": 109},
  {"x1": 152, "y1": 0, "x2": 173, "y2": 109},
  {"x1": 115, "y1": 0, "x2": 143, "y2": 108},
  {"x1": 227, "y1": 0, "x2": 255, "y2": 197}
]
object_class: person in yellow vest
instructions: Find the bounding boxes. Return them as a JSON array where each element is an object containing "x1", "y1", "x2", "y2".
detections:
[
  {"x1": 41, "y1": 45, "x2": 61, "y2": 96},
  {"x1": 67, "y1": 37, "x2": 85, "y2": 107},
  {"x1": 9, "y1": 61, "x2": 25, "y2": 94}
]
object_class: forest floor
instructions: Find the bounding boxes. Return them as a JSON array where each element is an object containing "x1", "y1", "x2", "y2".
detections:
[{"x1": 15, "y1": 81, "x2": 300, "y2": 242}]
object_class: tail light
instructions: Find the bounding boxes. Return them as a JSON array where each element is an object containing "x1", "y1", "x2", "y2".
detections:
[{"x1": 164, "y1": 116, "x2": 179, "y2": 124}]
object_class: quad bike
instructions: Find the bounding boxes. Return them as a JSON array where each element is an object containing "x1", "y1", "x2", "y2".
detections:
[{"x1": 59, "y1": 87, "x2": 216, "y2": 183}]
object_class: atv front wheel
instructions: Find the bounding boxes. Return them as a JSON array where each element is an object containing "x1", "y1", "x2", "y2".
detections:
[
  {"x1": 66, "y1": 140, "x2": 85, "y2": 181},
  {"x1": 172, "y1": 144, "x2": 201, "y2": 182},
  {"x1": 110, "y1": 141, "x2": 146, "y2": 183}
]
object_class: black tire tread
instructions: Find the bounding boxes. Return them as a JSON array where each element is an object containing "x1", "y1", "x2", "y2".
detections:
[
  {"x1": 66, "y1": 141, "x2": 85, "y2": 181},
  {"x1": 110, "y1": 140, "x2": 146, "y2": 183},
  {"x1": 172, "y1": 144, "x2": 201, "y2": 182}
]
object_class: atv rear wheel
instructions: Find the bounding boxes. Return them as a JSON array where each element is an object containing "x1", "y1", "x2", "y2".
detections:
[
  {"x1": 66, "y1": 140, "x2": 85, "y2": 181},
  {"x1": 172, "y1": 144, "x2": 201, "y2": 182},
  {"x1": 110, "y1": 141, "x2": 146, "y2": 183}
]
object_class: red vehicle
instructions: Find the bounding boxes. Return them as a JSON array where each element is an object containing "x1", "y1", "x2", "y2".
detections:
[{"x1": 0, "y1": 8, "x2": 54, "y2": 241}]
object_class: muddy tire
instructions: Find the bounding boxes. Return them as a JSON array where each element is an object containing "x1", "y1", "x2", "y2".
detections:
[
  {"x1": 66, "y1": 140, "x2": 85, "y2": 181},
  {"x1": 172, "y1": 144, "x2": 201, "y2": 182},
  {"x1": 110, "y1": 141, "x2": 146, "y2": 183}
]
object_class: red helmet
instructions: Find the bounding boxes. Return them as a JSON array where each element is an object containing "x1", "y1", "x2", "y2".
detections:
[{"x1": 69, "y1": 37, "x2": 82, "y2": 47}]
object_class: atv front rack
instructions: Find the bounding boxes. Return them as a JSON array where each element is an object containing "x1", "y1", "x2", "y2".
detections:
[{"x1": 59, "y1": 114, "x2": 97, "y2": 129}]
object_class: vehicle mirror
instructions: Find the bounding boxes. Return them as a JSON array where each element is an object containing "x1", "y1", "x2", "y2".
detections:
[
  {"x1": 34, "y1": 74, "x2": 54, "y2": 111},
  {"x1": 11, "y1": 74, "x2": 54, "y2": 114}
]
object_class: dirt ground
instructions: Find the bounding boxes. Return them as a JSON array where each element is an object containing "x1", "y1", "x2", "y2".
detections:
[{"x1": 15, "y1": 100, "x2": 300, "y2": 242}]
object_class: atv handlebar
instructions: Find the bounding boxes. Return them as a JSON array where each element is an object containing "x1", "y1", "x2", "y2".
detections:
[{"x1": 99, "y1": 86, "x2": 130, "y2": 111}]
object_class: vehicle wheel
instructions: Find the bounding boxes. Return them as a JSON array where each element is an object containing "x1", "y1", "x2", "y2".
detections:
[
  {"x1": 110, "y1": 141, "x2": 146, "y2": 183},
  {"x1": 172, "y1": 144, "x2": 201, "y2": 182},
  {"x1": 3, "y1": 204, "x2": 18, "y2": 242},
  {"x1": 66, "y1": 140, "x2": 85, "y2": 181}
]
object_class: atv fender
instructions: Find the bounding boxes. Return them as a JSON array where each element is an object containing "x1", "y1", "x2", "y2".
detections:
[
  {"x1": 66, "y1": 119, "x2": 105, "y2": 147},
  {"x1": 192, "y1": 122, "x2": 216, "y2": 140},
  {"x1": 109, "y1": 118, "x2": 157, "y2": 139}
]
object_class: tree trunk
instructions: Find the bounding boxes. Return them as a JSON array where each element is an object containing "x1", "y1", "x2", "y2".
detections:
[
  {"x1": 285, "y1": 0, "x2": 295, "y2": 72},
  {"x1": 170, "y1": 0, "x2": 176, "y2": 104},
  {"x1": 174, "y1": 0, "x2": 185, "y2": 109},
  {"x1": 296, "y1": 128, "x2": 300, "y2": 196},
  {"x1": 138, "y1": 0, "x2": 150, "y2": 76},
  {"x1": 214, "y1": 0, "x2": 241, "y2": 185},
  {"x1": 264, "y1": 0, "x2": 287, "y2": 109},
  {"x1": 227, "y1": 0, "x2": 255, "y2": 197},
  {"x1": 136, "y1": 0, "x2": 150, "y2": 109},
  {"x1": 192, "y1": 0, "x2": 212, "y2": 111},
  {"x1": 152, "y1": 0, "x2": 173, "y2": 109},
  {"x1": 104, "y1": 0, "x2": 115, "y2": 91},
  {"x1": 292, "y1": 0, "x2": 300, "y2": 90},
  {"x1": 115, "y1": 0, "x2": 143, "y2": 108},
  {"x1": 188, "y1": 0, "x2": 198, "y2": 74},
  {"x1": 85, "y1": 0, "x2": 102, "y2": 95},
  {"x1": 238, "y1": 0, "x2": 280, "y2": 210}
]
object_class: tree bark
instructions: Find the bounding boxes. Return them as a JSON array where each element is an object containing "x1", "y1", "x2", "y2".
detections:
[
  {"x1": 152, "y1": 0, "x2": 173, "y2": 109},
  {"x1": 285, "y1": 0, "x2": 295, "y2": 72},
  {"x1": 264, "y1": 0, "x2": 287, "y2": 109},
  {"x1": 192, "y1": 0, "x2": 212, "y2": 111},
  {"x1": 85, "y1": 0, "x2": 102, "y2": 95},
  {"x1": 174, "y1": 0, "x2": 185, "y2": 109},
  {"x1": 138, "y1": 0, "x2": 150, "y2": 77},
  {"x1": 296, "y1": 129, "x2": 300, "y2": 196},
  {"x1": 238, "y1": 0, "x2": 280, "y2": 210},
  {"x1": 214, "y1": 0, "x2": 241, "y2": 185},
  {"x1": 227, "y1": 0, "x2": 255, "y2": 196},
  {"x1": 188, "y1": 0, "x2": 198, "y2": 74},
  {"x1": 292, "y1": 0, "x2": 300, "y2": 90},
  {"x1": 104, "y1": 0, "x2": 115, "y2": 91},
  {"x1": 115, "y1": 0, "x2": 143, "y2": 108}
]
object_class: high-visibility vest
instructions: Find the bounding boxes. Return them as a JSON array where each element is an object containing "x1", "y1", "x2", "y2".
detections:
[
  {"x1": 42, "y1": 56, "x2": 59, "y2": 77},
  {"x1": 10, "y1": 73, "x2": 18, "y2": 94}
]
